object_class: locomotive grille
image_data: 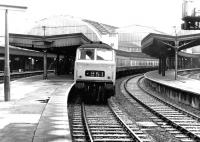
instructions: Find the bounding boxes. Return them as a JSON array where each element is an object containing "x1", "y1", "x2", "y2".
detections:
[{"x1": 85, "y1": 70, "x2": 105, "y2": 77}]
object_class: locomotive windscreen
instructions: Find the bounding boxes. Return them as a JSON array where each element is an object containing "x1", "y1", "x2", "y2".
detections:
[
  {"x1": 78, "y1": 48, "x2": 113, "y2": 61},
  {"x1": 96, "y1": 49, "x2": 113, "y2": 61},
  {"x1": 79, "y1": 49, "x2": 95, "y2": 60}
]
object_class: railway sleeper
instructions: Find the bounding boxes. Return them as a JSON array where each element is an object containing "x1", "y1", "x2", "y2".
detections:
[{"x1": 92, "y1": 138, "x2": 133, "y2": 142}]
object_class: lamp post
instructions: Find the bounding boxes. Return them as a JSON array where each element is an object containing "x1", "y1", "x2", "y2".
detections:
[
  {"x1": 4, "y1": 8, "x2": 10, "y2": 101},
  {"x1": 42, "y1": 26, "x2": 47, "y2": 80},
  {"x1": 174, "y1": 26, "x2": 179, "y2": 80},
  {"x1": 0, "y1": 4, "x2": 27, "y2": 101},
  {"x1": 174, "y1": 40, "x2": 179, "y2": 80}
]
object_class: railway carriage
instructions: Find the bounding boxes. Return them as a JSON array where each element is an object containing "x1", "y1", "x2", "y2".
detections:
[{"x1": 74, "y1": 42, "x2": 158, "y2": 102}]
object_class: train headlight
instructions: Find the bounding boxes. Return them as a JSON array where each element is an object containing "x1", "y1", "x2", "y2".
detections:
[
  {"x1": 79, "y1": 75, "x2": 82, "y2": 78},
  {"x1": 107, "y1": 76, "x2": 111, "y2": 79}
]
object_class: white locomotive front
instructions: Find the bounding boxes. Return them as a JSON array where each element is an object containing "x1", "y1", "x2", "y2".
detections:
[{"x1": 74, "y1": 43, "x2": 116, "y2": 102}]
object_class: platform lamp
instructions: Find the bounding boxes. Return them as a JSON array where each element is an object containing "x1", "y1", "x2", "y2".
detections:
[
  {"x1": 174, "y1": 26, "x2": 179, "y2": 80},
  {"x1": 0, "y1": 4, "x2": 27, "y2": 101},
  {"x1": 42, "y1": 26, "x2": 47, "y2": 80}
]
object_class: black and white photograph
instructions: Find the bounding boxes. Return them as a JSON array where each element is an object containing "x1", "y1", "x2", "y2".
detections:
[{"x1": 0, "y1": 0, "x2": 200, "y2": 141}]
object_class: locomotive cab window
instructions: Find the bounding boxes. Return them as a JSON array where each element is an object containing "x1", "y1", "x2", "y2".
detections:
[
  {"x1": 79, "y1": 49, "x2": 94, "y2": 60},
  {"x1": 96, "y1": 49, "x2": 113, "y2": 61}
]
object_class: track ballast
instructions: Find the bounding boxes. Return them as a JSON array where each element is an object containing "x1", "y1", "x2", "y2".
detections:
[{"x1": 124, "y1": 75, "x2": 200, "y2": 142}]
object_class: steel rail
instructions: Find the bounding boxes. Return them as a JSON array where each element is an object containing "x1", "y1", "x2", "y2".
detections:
[
  {"x1": 108, "y1": 99, "x2": 144, "y2": 142},
  {"x1": 81, "y1": 102, "x2": 94, "y2": 142},
  {"x1": 138, "y1": 76, "x2": 200, "y2": 122},
  {"x1": 124, "y1": 75, "x2": 200, "y2": 141}
]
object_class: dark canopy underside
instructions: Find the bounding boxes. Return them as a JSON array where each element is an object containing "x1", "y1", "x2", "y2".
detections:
[
  {"x1": 9, "y1": 33, "x2": 91, "y2": 57},
  {"x1": 141, "y1": 33, "x2": 200, "y2": 58}
]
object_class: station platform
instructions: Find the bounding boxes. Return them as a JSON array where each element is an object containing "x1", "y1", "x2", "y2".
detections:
[
  {"x1": 0, "y1": 73, "x2": 74, "y2": 142},
  {"x1": 144, "y1": 70, "x2": 200, "y2": 109},
  {"x1": 145, "y1": 70, "x2": 200, "y2": 95}
]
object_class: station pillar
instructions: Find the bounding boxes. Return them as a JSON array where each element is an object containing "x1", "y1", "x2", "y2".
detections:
[
  {"x1": 161, "y1": 57, "x2": 166, "y2": 76},
  {"x1": 158, "y1": 57, "x2": 162, "y2": 74},
  {"x1": 43, "y1": 50, "x2": 47, "y2": 79},
  {"x1": 170, "y1": 57, "x2": 172, "y2": 69},
  {"x1": 181, "y1": 57, "x2": 184, "y2": 69},
  {"x1": 55, "y1": 54, "x2": 60, "y2": 75},
  {"x1": 169, "y1": 57, "x2": 173, "y2": 69},
  {"x1": 168, "y1": 57, "x2": 171, "y2": 69},
  {"x1": 175, "y1": 48, "x2": 178, "y2": 80},
  {"x1": 166, "y1": 57, "x2": 169, "y2": 70},
  {"x1": 4, "y1": 9, "x2": 10, "y2": 101}
]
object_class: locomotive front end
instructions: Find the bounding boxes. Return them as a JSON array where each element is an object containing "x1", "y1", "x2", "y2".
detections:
[{"x1": 74, "y1": 43, "x2": 116, "y2": 102}]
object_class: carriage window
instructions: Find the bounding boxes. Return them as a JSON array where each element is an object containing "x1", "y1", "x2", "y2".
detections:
[
  {"x1": 79, "y1": 49, "x2": 94, "y2": 60},
  {"x1": 96, "y1": 49, "x2": 113, "y2": 61}
]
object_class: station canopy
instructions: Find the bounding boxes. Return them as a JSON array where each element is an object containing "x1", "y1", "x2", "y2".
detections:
[
  {"x1": 9, "y1": 33, "x2": 91, "y2": 57},
  {"x1": 9, "y1": 15, "x2": 118, "y2": 56},
  {"x1": 141, "y1": 33, "x2": 200, "y2": 58},
  {"x1": 9, "y1": 15, "x2": 169, "y2": 55}
]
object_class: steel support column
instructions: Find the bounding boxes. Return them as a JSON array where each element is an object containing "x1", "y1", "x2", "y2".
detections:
[
  {"x1": 0, "y1": 4, "x2": 27, "y2": 102},
  {"x1": 170, "y1": 58, "x2": 172, "y2": 69},
  {"x1": 158, "y1": 57, "x2": 162, "y2": 74},
  {"x1": 162, "y1": 57, "x2": 166, "y2": 76},
  {"x1": 166, "y1": 57, "x2": 168, "y2": 70},
  {"x1": 175, "y1": 48, "x2": 178, "y2": 80},
  {"x1": 43, "y1": 50, "x2": 47, "y2": 79},
  {"x1": 55, "y1": 54, "x2": 60, "y2": 75},
  {"x1": 4, "y1": 9, "x2": 10, "y2": 101}
]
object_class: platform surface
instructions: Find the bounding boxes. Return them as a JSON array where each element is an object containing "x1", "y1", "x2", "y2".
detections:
[
  {"x1": 0, "y1": 73, "x2": 73, "y2": 142},
  {"x1": 144, "y1": 70, "x2": 200, "y2": 95}
]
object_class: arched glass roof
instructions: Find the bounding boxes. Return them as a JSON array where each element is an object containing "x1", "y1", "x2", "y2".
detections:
[
  {"x1": 28, "y1": 15, "x2": 118, "y2": 42},
  {"x1": 28, "y1": 15, "x2": 101, "y2": 41},
  {"x1": 83, "y1": 19, "x2": 117, "y2": 35},
  {"x1": 117, "y1": 25, "x2": 166, "y2": 47},
  {"x1": 27, "y1": 15, "x2": 165, "y2": 52}
]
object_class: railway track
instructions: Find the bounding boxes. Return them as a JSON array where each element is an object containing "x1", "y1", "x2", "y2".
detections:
[
  {"x1": 70, "y1": 98, "x2": 154, "y2": 142},
  {"x1": 0, "y1": 70, "x2": 54, "y2": 83},
  {"x1": 124, "y1": 75, "x2": 200, "y2": 142}
]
